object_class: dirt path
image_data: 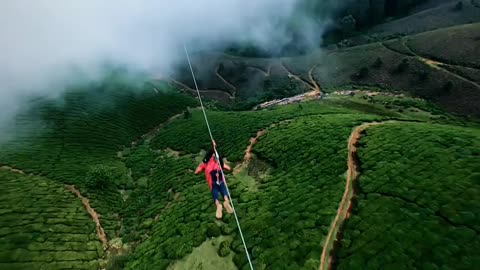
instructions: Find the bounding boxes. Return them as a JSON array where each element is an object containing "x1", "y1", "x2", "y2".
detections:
[
  {"x1": 319, "y1": 122, "x2": 389, "y2": 270},
  {"x1": 168, "y1": 79, "x2": 235, "y2": 99},
  {"x1": 66, "y1": 185, "x2": 108, "y2": 248},
  {"x1": 416, "y1": 56, "x2": 480, "y2": 89},
  {"x1": 0, "y1": 165, "x2": 26, "y2": 174},
  {"x1": 308, "y1": 65, "x2": 322, "y2": 95},
  {"x1": 130, "y1": 107, "x2": 201, "y2": 147},
  {"x1": 246, "y1": 65, "x2": 271, "y2": 77},
  {"x1": 381, "y1": 42, "x2": 480, "y2": 89},
  {"x1": 1, "y1": 165, "x2": 109, "y2": 248},
  {"x1": 233, "y1": 130, "x2": 266, "y2": 174},
  {"x1": 233, "y1": 120, "x2": 294, "y2": 174},
  {"x1": 215, "y1": 65, "x2": 237, "y2": 92},
  {"x1": 280, "y1": 62, "x2": 317, "y2": 90}
]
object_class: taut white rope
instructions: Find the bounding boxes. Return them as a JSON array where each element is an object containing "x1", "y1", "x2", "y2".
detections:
[{"x1": 183, "y1": 45, "x2": 254, "y2": 270}]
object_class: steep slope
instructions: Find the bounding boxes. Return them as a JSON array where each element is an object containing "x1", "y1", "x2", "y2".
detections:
[{"x1": 175, "y1": 23, "x2": 480, "y2": 116}]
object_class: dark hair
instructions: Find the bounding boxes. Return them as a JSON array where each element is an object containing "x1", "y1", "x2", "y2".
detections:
[{"x1": 203, "y1": 149, "x2": 224, "y2": 168}]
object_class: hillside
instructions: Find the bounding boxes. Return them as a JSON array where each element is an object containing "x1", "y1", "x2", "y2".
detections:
[
  {"x1": 1, "y1": 1, "x2": 480, "y2": 269},
  {"x1": 1, "y1": 78, "x2": 478, "y2": 269},
  {"x1": 172, "y1": 23, "x2": 480, "y2": 117}
]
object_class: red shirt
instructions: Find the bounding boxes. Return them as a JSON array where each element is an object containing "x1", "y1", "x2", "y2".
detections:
[{"x1": 195, "y1": 157, "x2": 223, "y2": 190}]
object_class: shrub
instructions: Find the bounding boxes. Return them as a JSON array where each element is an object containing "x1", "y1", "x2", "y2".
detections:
[
  {"x1": 206, "y1": 224, "x2": 221, "y2": 238},
  {"x1": 453, "y1": 1, "x2": 463, "y2": 11},
  {"x1": 183, "y1": 108, "x2": 192, "y2": 119},
  {"x1": 354, "y1": 67, "x2": 369, "y2": 80},
  {"x1": 396, "y1": 58, "x2": 409, "y2": 73},
  {"x1": 218, "y1": 241, "x2": 231, "y2": 257},
  {"x1": 443, "y1": 81, "x2": 454, "y2": 93},
  {"x1": 373, "y1": 58, "x2": 383, "y2": 69},
  {"x1": 106, "y1": 255, "x2": 130, "y2": 270},
  {"x1": 85, "y1": 165, "x2": 116, "y2": 189},
  {"x1": 418, "y1": 70, "x2": 429, "y2": 81}
]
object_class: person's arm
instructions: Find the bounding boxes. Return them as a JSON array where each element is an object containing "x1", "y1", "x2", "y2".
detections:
[
  {"x1": 223, "y1": 161, "x2": 231, "y2": 171},
  {"x1": 195, "y1": 163, "x2": 206, "y2": 174}
]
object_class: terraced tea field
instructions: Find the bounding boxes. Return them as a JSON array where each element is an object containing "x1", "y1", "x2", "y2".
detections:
[
  {"x1": 0, "y1": 169, "x2": 102, "y2": 270},
  {"x1": 335, "y1": 122, "x2": 480, "y2": 270}
]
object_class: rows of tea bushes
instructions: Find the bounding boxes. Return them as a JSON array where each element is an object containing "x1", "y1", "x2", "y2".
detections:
[
  {"x1": 335, "y1": 122, "x2": 480, "y2": 270},
  {"x1": 0, "y1": 81, "x2": 197, "y2": 239},
  {"x1": 0, "y1": 170, "x2": 102, "y2": 270},
  {"x1": 150, "y1": 102, "x2": 357, "y2": 162},
  {"x1": 130, "y1": 108, "x2": 384, "y2": 269}
]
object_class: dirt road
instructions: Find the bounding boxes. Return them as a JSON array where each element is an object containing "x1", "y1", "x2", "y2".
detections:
[{"x1": 319, "y1": 122, "x2": 388, "y2": 270}]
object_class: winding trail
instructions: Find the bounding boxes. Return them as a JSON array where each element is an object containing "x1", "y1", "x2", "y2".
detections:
[
  {"x1": 0, "y1": 165, "x2": 108, "y2": 249},
  {"x1": 215, "y1": 65, "x2": 237, "y2": 93},
  {"x1": 246, "y1": 65, "x2": 271, "y2": 77},
  {"x1": 233, "y1": 119, "x2": 294, "y2": 174},
  {"x1": 381, "y1": 41, "x2": 480, "y2": 89},
  {"x1": 280, "y1": 62, "x2": 317, "y2": 90},
  {"x1": 233, "y1": 130, "x2": 267, "y2": 175},
  {"x1": 66, "y1": 185, "x2": 108, "y2": 248},
  {"x1": 415, "y1": 56, "x2": 480, "y2": 89},
  {"x1": 0, "y1": 165, "x2": 26, "y2": 174},
  {"x1": 308, "y1": 64, "x2": 322, "y2": 94},
  {"x1": 319, "y1": 121, "x2": 391, "y2": 270},
  {"x1": 168, "y1": 79, "x2": 235, "y2": 99},
  {"x1": 130, "y1": 108, "x2": 200, "y2": 146}
]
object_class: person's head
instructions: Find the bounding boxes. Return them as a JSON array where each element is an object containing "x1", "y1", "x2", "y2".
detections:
[
  {"x1": 203, "y1": 149, "x2": 214, "y2": 163},
  {"x1": 203, "y1": 149, "x2": 224, "y2": 166}
]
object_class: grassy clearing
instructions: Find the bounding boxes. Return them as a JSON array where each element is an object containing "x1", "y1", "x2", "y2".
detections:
[
  {"x1": 335, "y1": 122, "x2": 480, "y2": 270},
  {"x1": 0, "y1": 170, "x2": 102, "y2": 270},
  {"x1": 168, "y1": 236, "x2": 236, "y2": 270}
]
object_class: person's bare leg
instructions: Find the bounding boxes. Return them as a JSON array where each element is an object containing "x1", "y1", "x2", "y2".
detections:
[
  {"x1": 215, "y1": 199, "x2": 223, "y2": 219},
  {"x1": 223, "y1": 196, "x2": 233, "y2": 214}
]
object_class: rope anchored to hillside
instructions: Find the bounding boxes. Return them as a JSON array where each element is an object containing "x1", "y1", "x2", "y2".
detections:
[{"x1": 183, "y1": 45, "x2": 255, "y2": 270}]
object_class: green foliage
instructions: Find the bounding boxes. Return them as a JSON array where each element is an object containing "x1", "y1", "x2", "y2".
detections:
[
  {"x1": 106, "y1": 254, "x2": 130, "y2": 270},
  {"x1": 417, "y1": 70, "x2": 429, "y2": 81},
  {"x1": 0, "y1": 79, "x2": 196, "y2": 187},
  {"x1": 453, "y1": 1, "x2": 464, "y2": 11},
  {"x1": 396, "y1": 58, "x2": 410, "y2": 73},
  {"x1": 207, "y1": 225, "x2": 222, "y2": 238},
  {"x1": 0, "y1": 79, "x2": 197, "y2": 239},
  {"x1": 183, "y1": 109, "x2": 192, "y2": 119},
  {"x1": 372, "y1": 58, "x2": 383, "y2": 69},
  {"x1": 336, "y1": 123, "x2": 480, "y2": 270},
  {"x1": 355, "y1": 67, "x2": 369, "y2": 79},
  {"x1": 125, "y1": 102, "x2": 384, "y2": 269},
  {"x1": 150, "y1": 102, "x2": 355, "y2": 163},
  {"x1": 85, "y1": 165, "x2": 117, "y2": 190},
  {"x1": 261, "y1": 77, "x2": 305, "y2": 102},
  {"x1": 443, "y1": 80, "x2": 454, "y2": 94},
  {"x1": 0, "y1": 170, "x2": 101, "y2": 269},
  {"x1": 218, "y1": 241, "x2": 231, "y2": 257}
]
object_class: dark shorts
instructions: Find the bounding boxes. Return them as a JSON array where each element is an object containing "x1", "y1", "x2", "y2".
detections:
[{"x1": 211, "y1": 170, "x2": 228, "y2": 202}]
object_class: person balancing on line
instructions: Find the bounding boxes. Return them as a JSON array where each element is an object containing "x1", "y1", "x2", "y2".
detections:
[{"x1": 195, "y1": 140, "x2": 234, "y2": 219}]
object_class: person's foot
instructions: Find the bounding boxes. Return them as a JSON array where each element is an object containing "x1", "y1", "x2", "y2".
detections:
[
  {"x1": 216, "y1": 204, "x2": 223, "y2": 219},
  {"x1": 224, "y1": 201, "x2": 234, "y2": 214}
]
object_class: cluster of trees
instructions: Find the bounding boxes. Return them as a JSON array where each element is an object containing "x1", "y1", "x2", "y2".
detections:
[
  {"x1": 336, "y1": 122, "x2": 480, "y2": 269},
  {"x1": 0, "y1": 170, "x2": 102, "y2": 270}
]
